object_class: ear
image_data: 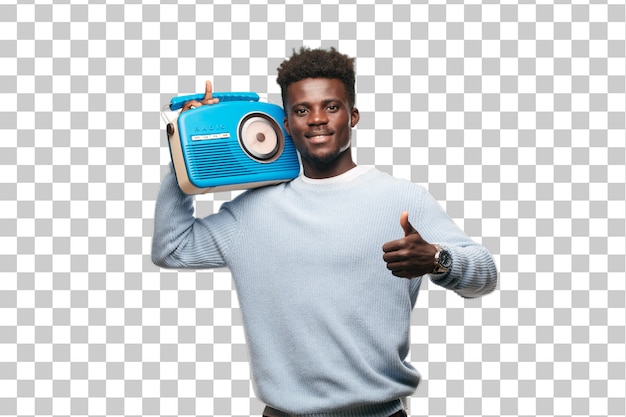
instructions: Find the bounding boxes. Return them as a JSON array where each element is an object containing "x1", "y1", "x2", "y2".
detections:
[
  {"x1": 283, "y1": 117, "x2": 291, "y2": 136},
  {"x1": 350, "y1": 107, "x2": 360, "y2": 128}
]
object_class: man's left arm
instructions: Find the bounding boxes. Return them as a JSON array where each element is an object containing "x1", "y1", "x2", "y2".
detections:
[{"x1": 382, "y1": 190, "x2": 498, "y2": 298}]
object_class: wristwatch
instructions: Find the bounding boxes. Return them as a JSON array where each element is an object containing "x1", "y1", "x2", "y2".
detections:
[{"x1": 432, "y1": 244, "x2": 452, "y2": 275}]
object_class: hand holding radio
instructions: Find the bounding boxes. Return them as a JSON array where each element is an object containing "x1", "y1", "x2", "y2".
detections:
[
  {"x1": 178, "y1": 81, "x2": 220, "y2": 112},
  {"x1": 382, "y1": 211, "x2": 438, "y2": 279}
]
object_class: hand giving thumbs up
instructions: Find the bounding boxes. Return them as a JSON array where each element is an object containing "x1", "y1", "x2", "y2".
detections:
[{"x1": 382, "y1": 211, "x2": 438, "y2": 279}]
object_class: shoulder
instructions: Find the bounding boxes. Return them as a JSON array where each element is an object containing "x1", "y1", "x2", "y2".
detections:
[
  {"x1": 368, "y1": 168, "x2": 429, "y2": 194},
  {"x1": 224, "y1": 181, "x2": 291, "y2": 206}
]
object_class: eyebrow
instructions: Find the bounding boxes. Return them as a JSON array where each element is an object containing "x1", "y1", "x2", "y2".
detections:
[{"x1": 291, "y1": 98, "x2": 342, "y2": 108}]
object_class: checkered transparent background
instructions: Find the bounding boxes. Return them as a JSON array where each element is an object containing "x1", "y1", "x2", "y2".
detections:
[{"x1": 1, "y1": 1, "x2": 625, "y2": 416}]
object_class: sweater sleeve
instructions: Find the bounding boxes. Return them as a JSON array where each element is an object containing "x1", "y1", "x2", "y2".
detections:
[
  {"x1": 151, "y1": 169, "x2": 240, "y2": 269},
  {"x1": 415, "y1": 187, "x2": 498, "y2": 298}
]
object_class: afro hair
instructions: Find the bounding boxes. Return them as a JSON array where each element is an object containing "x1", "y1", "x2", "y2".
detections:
[{"x1": 276, "y1": 46, "x2": 356, "y2": 108}]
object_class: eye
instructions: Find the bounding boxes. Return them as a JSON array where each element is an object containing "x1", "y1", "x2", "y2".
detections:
[{"x1": 294, "y1": 107, "x2": 308, "y2": 116}]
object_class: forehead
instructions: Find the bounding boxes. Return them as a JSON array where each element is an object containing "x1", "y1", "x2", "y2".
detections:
[{"x1": 285, "y1": 78, "x2": 347, "y2": 106}]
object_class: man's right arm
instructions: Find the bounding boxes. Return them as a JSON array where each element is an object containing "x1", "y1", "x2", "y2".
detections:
[
  {"x1": 151, "y1": 166, "x2": 238, "y2": 269},
  {"x1": 152, "y1": 80, "x2": 239, "y2": 269}
]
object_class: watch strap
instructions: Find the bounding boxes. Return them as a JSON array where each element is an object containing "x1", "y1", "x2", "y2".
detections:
[{"x1": 432, "y1": 244, "x2": 451, "y2": 275}]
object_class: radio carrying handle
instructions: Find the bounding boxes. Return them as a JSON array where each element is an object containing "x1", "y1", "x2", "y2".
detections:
[{"x1": 169, "y1": 92, "x2": 260, "y2": 111}]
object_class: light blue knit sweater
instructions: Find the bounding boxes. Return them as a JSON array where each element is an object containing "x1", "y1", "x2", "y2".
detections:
[{"x1": 152, "y1": 166, "x2": 497, "y2": 417}]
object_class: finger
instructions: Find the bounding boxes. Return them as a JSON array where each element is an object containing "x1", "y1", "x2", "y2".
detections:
[
  {"x1": 382, "y1": 238, "x2": 404, "y2": 253},
  {"x1": 383, "y1": 247, "x2": 416, "y2": 262},
  {"x1": 201, "y1": 80, "x2": 219, "y2": 105},
  {"x1": 181, "y1": 100, "x2": 204, "y2": 112},
  {"x1": 387, "y1": 262, "x2": 421, "y2": 279},
  {"x1": 400, "y1": 211, "x2": 417, "y2": 237},
  {"x1": 382, "y1": 250, "x2": 406, "y2": 263},
  {"x1": 386, "y1": 260, "x2": 410, "y2": 271},
  {"x1": 390, "y1": 268, "x2": 412, "y2": 279},
  {"x1": 203, "y1": 80, "x2": 213, "y2": 102},
  {"x1": 385, "y1": 260, "x2": 402, "y2": 272}
]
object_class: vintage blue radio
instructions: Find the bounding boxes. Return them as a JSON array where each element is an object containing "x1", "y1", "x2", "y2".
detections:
[{"x1": 163, "y1": 92, "x2": 301, "y2": 194}]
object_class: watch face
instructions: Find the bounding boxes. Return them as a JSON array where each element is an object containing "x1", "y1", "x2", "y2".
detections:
[{"x1": 439, "y1": 249, "x2": 452, "y2": 268}]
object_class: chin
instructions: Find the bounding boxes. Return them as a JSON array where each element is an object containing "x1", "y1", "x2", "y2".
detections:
[
  {"x1": 303, "y1": 148, "x2": 349, "y2": 169},
  {"x1": 303, "y1": 154, "x2": 338, "y2": 169}
]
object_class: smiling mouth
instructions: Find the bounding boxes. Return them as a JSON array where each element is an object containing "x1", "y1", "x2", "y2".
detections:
[{"x1": 305, "y1": 131, "x2": 333, "y2": 139}]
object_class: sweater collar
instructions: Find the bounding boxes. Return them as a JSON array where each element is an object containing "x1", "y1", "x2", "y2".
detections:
[{"x1": 299, "y1": 165, "x2": 374, "y2": 185}]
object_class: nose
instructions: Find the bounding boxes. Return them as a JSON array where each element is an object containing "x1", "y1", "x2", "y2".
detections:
[{"x1": 308, "y1": 107, "x2": 328, "y2": 125}]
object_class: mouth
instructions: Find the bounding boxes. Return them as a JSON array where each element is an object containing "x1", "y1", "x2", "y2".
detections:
[{"x1": 305, "y1": 131, "x2": 334, "y2": 142}]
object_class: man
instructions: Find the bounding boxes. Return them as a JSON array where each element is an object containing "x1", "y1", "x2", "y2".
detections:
[{"x1": 152, "y1": 47, "x2": 497, "y2": 417}]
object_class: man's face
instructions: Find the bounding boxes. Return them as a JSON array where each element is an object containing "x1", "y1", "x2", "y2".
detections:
[{"x1": 283, "y1": 78, "x2": 360, "y2": 179}]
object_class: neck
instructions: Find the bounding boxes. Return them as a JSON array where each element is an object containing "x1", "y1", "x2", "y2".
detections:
[
  {"x1": 300, "y1": 144, "x2": 357, "y2": 179},
  {"x1": 302, "y1": 156, "x2": 356, "y2": 179}
]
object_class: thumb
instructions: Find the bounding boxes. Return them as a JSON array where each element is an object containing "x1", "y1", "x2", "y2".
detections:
[{"x1": 400, "y1": 211, "x2": 417, "y2": 237}]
